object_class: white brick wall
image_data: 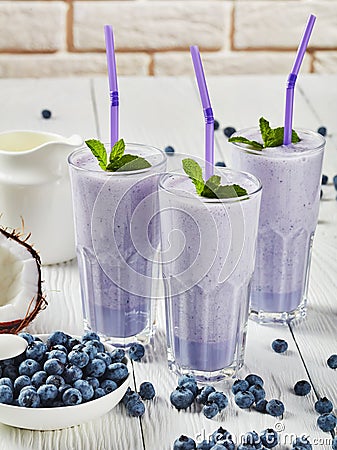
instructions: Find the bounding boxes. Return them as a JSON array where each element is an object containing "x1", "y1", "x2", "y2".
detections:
[{"x1": 0, "y1": 0, "x2": 336, "y2": 77}]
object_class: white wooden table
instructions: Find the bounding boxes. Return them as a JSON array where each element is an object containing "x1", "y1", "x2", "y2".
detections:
[{"x1": 0, "y1": 75, "x2": 336, "y2": 450}]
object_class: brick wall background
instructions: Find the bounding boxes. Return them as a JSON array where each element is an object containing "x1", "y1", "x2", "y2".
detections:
[{"x1": 0, "y1": 0, "x2": 337, "y2": 78}]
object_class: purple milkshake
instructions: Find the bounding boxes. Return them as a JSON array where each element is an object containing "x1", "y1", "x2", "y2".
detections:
[
  {"x1": 68, "y1": 143, "x2": 166, "y2": 345},
  {"x1": 230, "y1": 128, "x2": 325, "y2": 324},
  {"x1": 159, "y1": 168, "x2": 261, "y2": 381}
]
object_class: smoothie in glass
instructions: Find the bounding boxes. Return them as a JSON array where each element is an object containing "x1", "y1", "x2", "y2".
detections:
[
  {"x1": 69, "y1": 143, "x2": 166, "y2": 345},
  {"x1": 159, "y1": 168, "x2": 262, "y2": 381},
  {"x1": 230, "y1": 128, "x2": 325, "y2": 324}
]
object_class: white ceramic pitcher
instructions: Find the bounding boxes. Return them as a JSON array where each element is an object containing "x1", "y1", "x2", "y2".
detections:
[{"x1": 0, "y1": 130, "x2": 83, "y2": 265}]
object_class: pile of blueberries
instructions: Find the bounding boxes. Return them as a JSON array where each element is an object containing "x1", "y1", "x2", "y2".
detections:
[{"x1": 0, "y1": 330, "x2": 130, "y2": 408}]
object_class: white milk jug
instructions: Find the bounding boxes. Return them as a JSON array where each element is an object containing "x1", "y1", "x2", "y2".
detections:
[{"x1": 0, "y1": 130, "x2": 83, "y2": 265}]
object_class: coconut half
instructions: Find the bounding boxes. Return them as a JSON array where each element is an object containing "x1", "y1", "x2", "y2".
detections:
[{"x1": 0, "y1": 227, "x2": 46, "y2": 333}]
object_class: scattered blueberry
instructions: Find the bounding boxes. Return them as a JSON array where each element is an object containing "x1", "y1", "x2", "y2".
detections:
[
  {"x1": 203, "y1": 401, "x2": 219, "y2": 419},
  {"x1": 62, "y1": 387, "x2": 82, "y2": 406},
  {"x1": 248, "y1": 384, "x2": 266, "y2": 403},
  {"x1": 271, "y1": 339, "x2": 288, "y2": 353},
  {"x1": 242, "y1": 431, "x2": 261, "y2": 448},
  {"x1": 260, "y1": 428, "x2": 278, "y2": 448},
  {"x1": 294, "y1": 380, "x2": 311, "y2": 396},
  {"x1": 164, "y1": 145, "x2": 175, "y2": 156},
  {"x1": 245, "y1": 374, "x2": 264, "y2": 387},
  {"x1": 321, "y1": 174, "x2": 328, "y2": 185},
  {"x1": 211, "y1": 427, "x2": 232, "y2": 444},
  {"x1": 333, "y1": 176, "x2": 337, "y2": 191},
  {"x1": 126, "y1": 399, "x2": 145, "y2": 417},
  {"x1": 317, "y1": 126, "x2": 327, "y2": 137},
  {"x1": 0, "y1": 385, "x2": 14, "y2": 404},
  {"x1": 196, "y1": 439, "x2": 213, "y2": 450},
  {"x1": 128, "y1": 343, "x2": 145, "y2": 362},
  {"x1": 214, "y1": 120, "x2": 220, "y2": 131},
  {"x1": 139, "y1": 381, "x2": 155, "y2": 400},
  {"x1": 208, "y1": 391, "x2": 228, "y2": 411},
  {"x1": 18, "y1": 387, "x2": 40, "y2": 407},
  {"x1": 181, "y1": 381, "x2": 198, "y2": 398},
  {"x1": 224, "y1": 127, "x2": 236, "y2": 138},
  {"x1": 173, "y1": 435, "x2": 196, "y2": 450},
  {"x1": 196, "y1": 385, "x2": 215, "y2": 404},
  {"x1": 265, "y1": 399, "x2": 285, "y2": 417},
  {"x1": 332, "y1": 436, "x2": 337, "y2": 450},
  {"x1": 41, "y1": 109, "x2": 52, "y2": 119},
  {"x1": 327, "y1": 354, "x2": 337, "y2": 369},
  {"x1": 124, "y1": 391, "x2": 141, "y2": 408},
  {"x1": 232, "y1": 379, "x2": 249, "y2": 395},
  {"x1": 255, "y1": 399, "x2": 268, "y2": 413},
  {"x1": 320, "y1": 189, "x2": 323, "y2": 199},
  {"x1": 316, "y1": 413, "x2": 337, "y2": 432},
  {"x1": 234, "y1": 391, "x2": 255, "y2": 409},
  {"x1": 292, "y1": 436, "x2": 312, "y2": 450},
  {"x1": 314, "y1": 397, "x2": 334, "y2": 414},
  {"x1": 215, "y1": 161, "x2": 226, "y2": 167},
  {"x1": 170, "y1": 386, "x2": 194, "y2": 410}
]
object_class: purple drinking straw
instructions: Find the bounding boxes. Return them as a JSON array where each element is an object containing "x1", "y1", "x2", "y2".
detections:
[
  {"x1": 190, "y1": 45, "x2": 214, "y2": 180},
  {"x1": 104, "y1": 25, "x2": 119, "y2": 147},
  {"x1": 283, "y1": 14, "x2": 316, "y2": 145}
]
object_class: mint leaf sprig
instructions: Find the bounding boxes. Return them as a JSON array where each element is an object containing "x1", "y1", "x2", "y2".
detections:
[
  {"x1": 182, "y1": 158, "x2": 247, "y2": 199},
  {"x1": 228, "y1": 117, "x2": 301, "y2": 150},
  {"x1": 85, "y1": 138, "x2": 151, "y2": 172}
]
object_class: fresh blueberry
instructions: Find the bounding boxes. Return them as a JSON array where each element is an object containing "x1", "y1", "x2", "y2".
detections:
[
  {"x1": 126, "y1": 399, "x2": 145, "y2": 417},
  {"x1": 314, "y1": 397, "x2": 334, "y2": 414},
  {"x1": 62, "y1": 387, "x2": 83, "y2": 406},
  {"x1": 242, "y1": 431, "x2": 261, "y2": 448},
  {"x1": 0, "y1": 385, "x2": 13, "y2": 404},
  {"x1": 26, "y1": 341, "x2": 47, "y2": 361},
  {"x1": 203, "y1": 401, "x2": 219, "y2": 419},
  {"x1": 245, "y1": 374, "x2": 264, "y2": 387},
  {"x1": 66, "y1": 337, "x2": 81, "y2": 351},
  {"x1": 207, "y1": 391, "x2": 228, "y2": 411},
  {"x1": 139, "y1": 381, "x2": 155, "y2": 400},
  {"x1": 294, "y1": 380, "x2": 311, "y2": 396},
  {"x1": 63, "y1": 364, "x2": 83, "y2": 384},
  {"x1": 327, "y1": 354, "x2": 337, "y2": 369},
  {"x1": 332, "y1": 436, "x2": 337, "y2": 450},
  {"x1": 48, "y1": 349, "x2": 67, "y2": 364},
  {"x1": 19, "y1": 359, "x2": 41, "y2": 377},
  {"x1": 317, "y1": 126, "x2": 327, "y2": 137},
  {"x1": 96, "y1": 352, "x2": 111, "y2": 366},
  {"x1": 44, "y1": 358, "x2": 64, "y2": 375},
  {"x1": 164, "y1": 145, "x2": 175, "y2": 156},
  {"x1": 234, "y1": 391, "x2": 255, "y2": 409},
  {"x1": 124, "y1": 392, "x2": 142, "y2": 408},
  {"x1": 237, "y1": 444, "x2": 255, "y2": 450},
  {"x1": 41, "y1": 109, "x2": 52, "y2": 119},
  {"x1": 46, "y1": 375, "x2": 65, "y2": 388},
  {"x1": 173, "y1": 435, "x2": 196, "y2": 450},
  {"x1": 0, "y1": 377, "x2": 14, "y2": 390},
  {"x1": 83, "y1": 341, "x2": 98, "y2": 359},
  {"x1": 105, "y1": 362, "x2": 128, "y2": 382},
  {"x1": 100, "y1": 379, "x2": 118, "y2": 395},
  {"x1": 85, "y1": 358, "x2": 106, "y2": 378},
  {"x1": 321, "y1": 174, "x2": 328, "y2": 185},
  {"x1": 316, "y1": 413, "x2": 337, "y2": 432},
  {"x1": 215, "y1": 161, "x2": 226, "y2": 167},
  {"x1": 248, "y1": 384, "x2": 266, "y2": 402},
  {"x1": 266, "y1": 399, "x2": 285, "y2": 417},
  {"x1": 82, "y1": 331, "x2": 101, "y2": 342},
  {"x1": 196, "y1": 385, "x2": 216, "y2": 404},
  {"x1": 178, "y1": 374, "x2": 196, "y2": 386},
  {"x1": 122, "y1": 387, "x2": 136, "y2": 405},
  {"x1": 51, "y1": 344, "x2": 68, "y2": 354},
  {"x1": 31, "y1": 370, "x2": 48, "y2": 388},
  {"x1": 73, "y1": 379, "x2": 94, "y2": 401},
  {"x1": 18, "y1": 332, "x2": 35, "y2": 345},
  {"x1": 333, "y1": 176, "x2": 337, "y2": 191},
  {"x1": 93, "y1": 387, "x2": 106, "y2": 399},
  {"x1": 47, "y1": 331, "x2": 69, "y2": 348},
  {"x1": 170, "y1": 386, "x2": 194, "y2": 410},
  {"x1": 255, "y1": 399, "x2": 268, "y2": 413},
  {"x1": 196, "y1": 439, "x2": 213, "y2": 450},
  {"x1": 14, "y1": 375, "x2": 31, "y2": 393},
  {"x1": 211, "y1": 427, "x2": 232, "y2": 445},
  {"x1": 68, "y1": 349, "x2": 90, "y2": 368},
  {"x1": 224, "y1": 127, "x2": 236, "y2": 138},
  {"x1": 87, "y1": 339, "x2": 105, "y2": 353},
  {"x1": 214, "y1": 120, "x2": 220, "y2": 131},
  {"x1": 110, "y1": 348, "x2": 125, "y2": 363},
  {"x1": 232, "y1": 379, "x2": 249, "y2": 395},
  {"x1": 37, "y1": 384, "x2": 58, "y2": 405},
  {"x1": 2, "y1": 364, "x2": 18, "y2": 380},
  {"x1": 128, "y1": 343, "x2": 145, "y2": 361},
  {"x1": 260, "y1": 428, "x2": 278, "y2": 448},
  {"x1": 18, "y1": 387, "x2": 40, "y2": 407},
  {"x1": 181, "y1": 381, "x2": 198, "y2": 398},
  {"x1": 58, "y1": 383, "x2": 72, "y2": 400},
  {"x1": 292, "y1": 436, "x2": 312, "y2": 450},
  {"x1": 85, "y1": 376, "x2": 100, "y2": 389},
  {"x1": 271, "y1": 339, "x2": 288, "y2": 353}
]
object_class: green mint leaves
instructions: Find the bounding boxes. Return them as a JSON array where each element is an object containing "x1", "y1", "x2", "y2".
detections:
[
  {"x1": 228, "y1": 117, "x2": 301, "y2": 149},
  {"x1": 85, "y1": 138, "x2": 151, "y2": 172},
  {"x1": 182, "y1": 158, "x2": 247, "y2": 199}
]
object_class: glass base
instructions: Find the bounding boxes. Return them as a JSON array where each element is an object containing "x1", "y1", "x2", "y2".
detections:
[
  {"x1": 83, "y1": 319, "x2": 154, "y2": 348},
  {"x1": 167, "y1": 348, "x2": 244, "y2": 384},
  {"x1": 249, "y1": 298, "x2": 307, "y2": 325}
]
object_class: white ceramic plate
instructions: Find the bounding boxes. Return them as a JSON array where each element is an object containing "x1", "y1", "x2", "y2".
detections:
[{"x1": 0, "y1": 334, "x2": 130, "y2": 430}]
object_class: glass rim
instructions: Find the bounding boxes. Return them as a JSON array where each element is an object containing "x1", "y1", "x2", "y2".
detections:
[
  {"x1": 159, "y1": 168, "x2": 262, "y2": 204},
  {"x1": 68, "y1": 142, "x2": 167, "y2": 175},
  {"x1": 229, "y1": 127, "x2": 325, "y2": 158}
]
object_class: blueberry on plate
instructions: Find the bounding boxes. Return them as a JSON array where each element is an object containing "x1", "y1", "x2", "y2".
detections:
[
  {"x1": 316, "y1": 413, "x2": 337, "y2": 432},
  {"x1": 73, "y1": 379, "x2": 94, "y2": 401},
  {"x1": 19, "y1": 359, "x2": 41, "y2": 377},
  {"x1": 110, "y1": 348, "x2": 125, "y2": 363},
  {"x1": 41, "y1": 109, "x2": 52, "y2": 119},
  {"x1": 215, "y1": 161, "x2": 226, "y2": 167},
  {"x1": 128, "y1": 342, "x2": 145, "y2": 362},
  {"x1": 31, "y1": 370, "x2": 48, "y2": 388},
  {"x1": 105, "y1": 362, "x2": 128, "y2": 382},
  {"x1": 14, "y1": 375, "x2": 31, "y2": 393},
  {"x1": 317, "y1": 126, "x2": 327, "y2": 137},
  {"x1": 37, "y1": 383, "x2": 58, "y2": 405},
  {"x1": 82, "y1": 331, "x2": 100, "y2": 342},
  {"x1": 294, "y1": 380, "x2": 311, "y2": 396},
  {"x1": 18, "y1": 387, "x2": 40, "y2": 408},
  {"x1": 47, "y1": 331, "x2": 69, "y2": 348},
  {"x1": 265, "y1": 399, "x2": 285, "y2": 417},
  {"x1": 62, "y1": 387, "x2": 83, "y2": 406},
  {"x1": 170, "y1": 386, "x2": 194, "y2": 410},
  {"x1": 85, "y1": 358, "x2": 106, "y2": 378},
  {"x1": 327, "y1": 354, "x2": 337, "y2": 369},
  {"x1": 43, "y1": 358, "x2": 64, "y2": 376},
  {"x1": 271, "y1": 338, "x2": 288, "y2": 353},
  {"x1": 224, "y1": 127, "x2": 236, "y2": 138},
  {"x1": 68, "y1": 349, "x2": 90, "y2": 368},
  {"x1": 100, "y1": 379, "x2": 118, "y2": 395},
  {"x1": 164, "y1": 145, "x2": 175, "y2": 155},
  {"x1": 0, "y1": 385, "x2": 14, "y2": 404},
  {"x1": 139, "y1": 381, "x2": 155, "y2": 400},
  {"x1": 173, "y1": 435, "x2": 196, "y2": 450},
  {"x1": 314, "y1": 397, "x2": 333, "y2": 414}
]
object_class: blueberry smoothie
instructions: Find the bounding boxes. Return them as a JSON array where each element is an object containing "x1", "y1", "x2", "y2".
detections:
[
  {"x1": 230, "y1": 128, "x2": 325, "y2": 323},
  {"x1": 69, "y1": 144, "x2": 166, "y2": 345},
  {"x1": 159, "y1": 169, "x2": 261, "y2": 380}
]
